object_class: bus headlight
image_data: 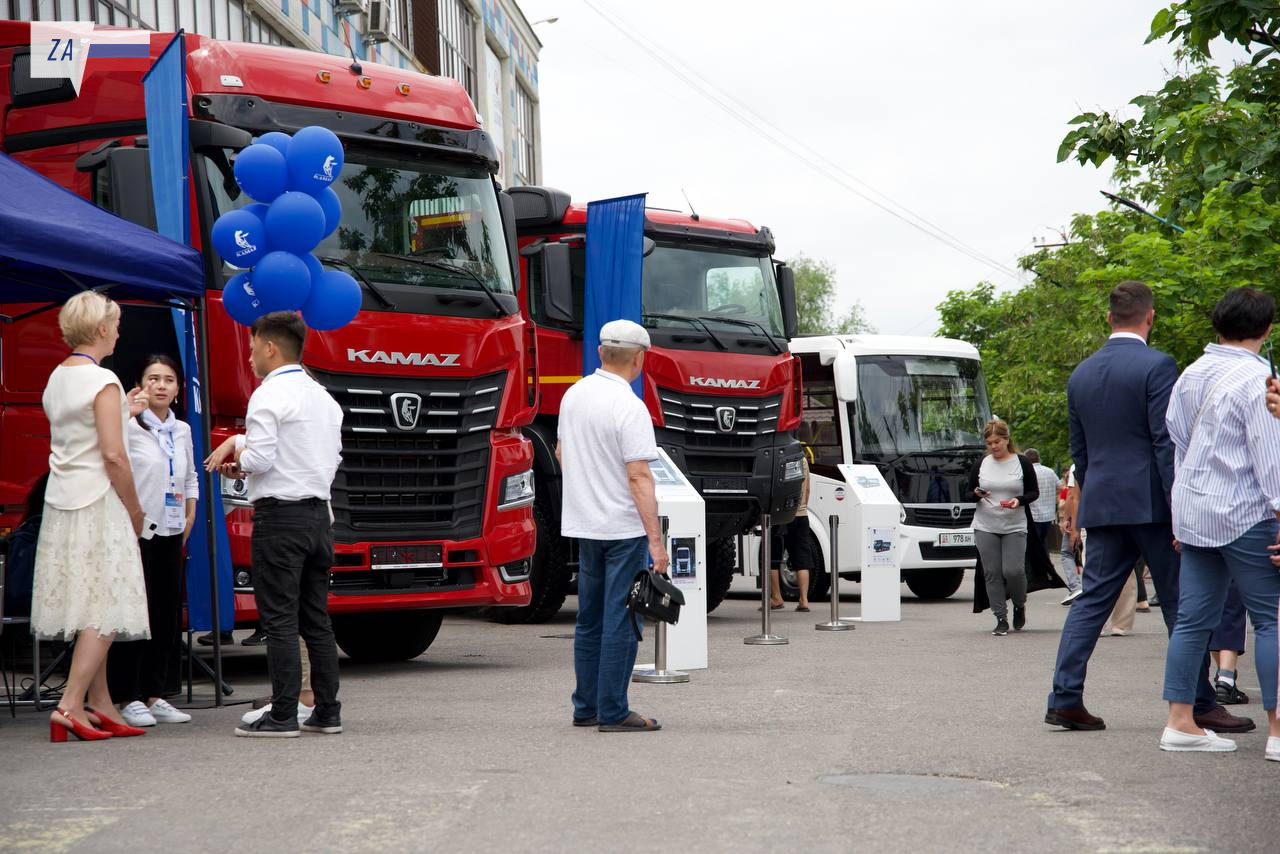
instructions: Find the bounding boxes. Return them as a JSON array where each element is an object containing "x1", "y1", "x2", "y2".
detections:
[
  {"x1": 783, "y1": 459, "x2": 804, "y2": 481},
  {"x1": 498, "y1": 470, "x2": 535, "y2": 510}
]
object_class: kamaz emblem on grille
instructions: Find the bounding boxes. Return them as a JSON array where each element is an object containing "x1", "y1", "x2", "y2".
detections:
[
  {"x1": 689, "y1": 376, "x2": 761, "y2": 389},
  {"x1": 347, "y1": 348, "x2": 461, "y2": 367},
  {"x1": 389, "y1": 393, "x2": 422, "y2": 430},
  {"x1": 715, "y1": 406, "x2": 737, "y2": 433}
]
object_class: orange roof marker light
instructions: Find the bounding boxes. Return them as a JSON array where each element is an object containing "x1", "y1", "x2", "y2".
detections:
[
  {"x1": 358, "y1": 76, "x2": 373, "y2": 90},
  {"x1": 317, "y1": 70, "x2": 332, "y2": 83},
  {"x1": 397, "y1": 83, "x2": 411, "y2": 96}
]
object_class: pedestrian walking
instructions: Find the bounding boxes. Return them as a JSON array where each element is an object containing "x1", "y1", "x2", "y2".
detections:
[
  {"x1": 1059, "y1": 465, "x2": 1083, "y2": 605},
  {"x1": 768, "y1": 455, "x2": 813, "y2": 612},
  {"x1": 34, "y1": 291, "x2": 150, "y2": 743},
  {"x1": 205, "y1": 312, "x2": 344, "y2": 739},
  {"x1": 1159, "y1": 288, "x2": 1279, "y2": 756},
  {"x1": 1210, "y1": 583, "x2": 1249, "y2": 705},
  {"x1": 1024, "y1": 449, "x2": 1060, "y2": 555},
  {"x1": 1045, "y1": 280, "x2": 1250, "y2": 734},
  {"x1": 558, "y1": 319, "x2": 669, "y2": 733}
]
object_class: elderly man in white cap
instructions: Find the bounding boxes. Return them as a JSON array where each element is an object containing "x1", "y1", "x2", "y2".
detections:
[{"x1": 557, "y1": 319, "x2": 670, "y2": 732}]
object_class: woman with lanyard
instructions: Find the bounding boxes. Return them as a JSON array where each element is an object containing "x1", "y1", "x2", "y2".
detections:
[{"x1": 108, "y1": 355, "x2": 198, "y2": 727}]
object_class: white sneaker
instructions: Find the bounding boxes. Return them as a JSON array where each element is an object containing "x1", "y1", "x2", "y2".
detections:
[
  {"x1": 120, "y1": 700, "x2": 156, "y2": 727},
  {"x1": 1266, "y1": 737, "x2": 1280, "y2": 762},
  {"x1": 1061, "y1": 589, "x2": 1083, "y2": 606},
  {"x1": 240, "y1": 702, "x2": 314, "y2": 725},
  {"x1": 148, "y1": 698, "x2": 192, "y2": 724},
  {"x1": 1160, "y1": 726, "x2": 1237, "y2": 752}
]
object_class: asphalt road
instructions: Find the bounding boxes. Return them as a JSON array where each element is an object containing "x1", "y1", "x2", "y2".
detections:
[{"x1": 1, "y1": 573, "x2": 1276, "y2": 853}]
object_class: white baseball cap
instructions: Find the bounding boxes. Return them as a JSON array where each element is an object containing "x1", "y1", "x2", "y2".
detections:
[{"x1": 598, "y1": 319, "x2": 651, "y2": 351}]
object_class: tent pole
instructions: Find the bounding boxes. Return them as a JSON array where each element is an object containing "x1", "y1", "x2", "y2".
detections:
[{"x1": 195, "y1": 296, "x2": 225, "y2": 707}]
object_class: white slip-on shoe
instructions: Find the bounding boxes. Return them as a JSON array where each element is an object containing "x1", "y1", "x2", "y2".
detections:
[
  {"x1": 121, "y1": 700, "x2": 157, "y2": 727},
  {"x1": 1266, "y1": 737, "x2": 1280, "y2": 762},
  {"x1": 148, "y1": 698, "x2": 192, "y2": 724},
  {"x1": 240, "y1": 702, "x2": 314, "y2": 725},
  {"x1": 1061, "y1": 589, "x2": 1083, "y2": 606},
  {"x1": 1160, "y1": 726, "x2": 1237, "y2": 752}
]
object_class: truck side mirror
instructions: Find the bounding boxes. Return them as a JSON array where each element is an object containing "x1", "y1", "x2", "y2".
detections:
[
  {"x1": 642, "y1": 236, "x2": 656, "y2": 257},
  {"x1": 777, "y1": 264, "x2": 798, "y2": 340},
  {"x1": 105, "y1": 148, "x2": 158, "y2": 230},
  {"x1": 833, "y1": 351, "x2": 858, "y2": 401},
  {"x1": 499, "y1": 190, "x2": 521, "y2": 293},
  {"x1": 541, "y1": 242, "x2": 574, "y2": 323}
]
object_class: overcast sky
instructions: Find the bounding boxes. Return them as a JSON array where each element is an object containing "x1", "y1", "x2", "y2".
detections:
[{"x1": 518, "y1": 0, "x2": 1246, "y2": 336}]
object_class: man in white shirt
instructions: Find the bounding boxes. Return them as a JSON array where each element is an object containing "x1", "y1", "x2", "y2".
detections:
[
  {"x1": 558, "y1": 319, "x2": 669, "y2": 733},
  {"x1": 206, "y1": 312, "x2": 344, "y2": 738},
  {"x1": 1023, "y1": 448, "x2": 1060, "y2": 553}
]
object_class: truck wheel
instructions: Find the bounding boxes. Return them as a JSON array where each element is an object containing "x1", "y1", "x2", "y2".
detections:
[
  {"x1": 778, "y1": 529, "x2": 830, "y2": 602},
  {"x1": 493, "y1": 500, "x2": 570, "y2": 624},
  {"x1": 705, "y1": 537, "x2": 737, "y2": 614},
  {"x1": 333, "y1": 611, "x2": 444, "y2": 662},
  {"x1": 904, "y1": 568, "x2": 965, "y2": 600}
]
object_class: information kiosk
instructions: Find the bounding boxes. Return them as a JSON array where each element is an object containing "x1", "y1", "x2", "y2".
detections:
[{"x1": 835, "y1": 464, "x2": 903, "y2": 622}]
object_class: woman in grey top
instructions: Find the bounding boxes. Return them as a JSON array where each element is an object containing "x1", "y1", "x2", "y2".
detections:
[{"x1": 967, "y1": 419, "x2": 1040, "y2": 636}]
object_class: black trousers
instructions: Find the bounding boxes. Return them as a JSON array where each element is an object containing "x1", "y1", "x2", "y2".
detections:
[
  {"x1": 107, "y1": 533, "x2": 183, "y2": 703},
  {"x1": 251, "y1": 499, "x2": 340, "y2": 721}
]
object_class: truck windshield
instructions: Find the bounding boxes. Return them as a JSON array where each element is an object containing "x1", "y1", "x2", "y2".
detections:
[
  {"x1": 852, "y1": 356, "x2": 991, "y2": 457},
  {"x1": 201, "y1": 147, "x2": 513, "y2": 296},
  {"x1": 641, "y1": 245, "x2": 784, "y2": 338}
]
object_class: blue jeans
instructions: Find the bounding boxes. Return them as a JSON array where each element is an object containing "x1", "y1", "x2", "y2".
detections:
[
  {"x1": 1163, "y1": 519, "x2": 1280, "y2": 711},
  {"x1": 573, "y1": 536, "x2": 646, "y2": 725}
]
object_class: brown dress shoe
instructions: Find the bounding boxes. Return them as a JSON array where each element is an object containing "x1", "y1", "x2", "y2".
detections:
[
  {"x1": 1044, "y1": 706, "x2": 1106, "y2": 730},
  {"x1": 1194, "y1": 706, "x2": 1256, "y2": 733}
]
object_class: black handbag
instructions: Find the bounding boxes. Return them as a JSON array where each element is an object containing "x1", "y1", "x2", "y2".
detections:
[{"x1": 626, "y1": 569, "x2": 685, "y2": 639}]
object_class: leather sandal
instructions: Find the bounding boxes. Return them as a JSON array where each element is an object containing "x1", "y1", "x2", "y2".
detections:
[{"x1": 599, "y1": 712, "x2": 662, "y2": 732}]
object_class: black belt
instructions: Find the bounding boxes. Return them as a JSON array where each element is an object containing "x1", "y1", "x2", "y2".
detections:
[{"x1": 252, "y1": 497, "x2": 326, "y2": 509}]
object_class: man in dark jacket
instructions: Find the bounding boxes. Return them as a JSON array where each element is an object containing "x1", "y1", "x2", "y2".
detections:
[{"x1": 1044, "y1": 281, "x2": 1253, "y2": 733}]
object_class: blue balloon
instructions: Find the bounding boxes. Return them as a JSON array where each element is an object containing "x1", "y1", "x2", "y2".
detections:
[
  {"x1": 301, "y1": 253, "x2": 324, "y2": 285},
  {"x1": 244, "y1": 202, "x2": 270, "y2": 225},
  {"x1": 287, "y1": 125, "x2": 344, "y2": 195},
  {"x1": 301, "y1": 270, "x2": 362, "y2": 331},
  {"x1": 257, "y1": 132, "x2": 292, "y2": 158},
  {"x1": 265, "y1": 191, "x2": 326, "y2": 254},
  {"x1": 222, "y1": 272, "x2": 265, "y2": 326},
  {"x1": 317, "y1": 186, "x2": 341, "y2": 238},
  {"x1": 211, "y1": 209, "x2": 269, "y2": 268},
  {"x1": 234, "y1": 143, "x2": 288, "y2": 203},
  {"x1": 252, "y1": 251, "x2": 312, "y2": 312}
]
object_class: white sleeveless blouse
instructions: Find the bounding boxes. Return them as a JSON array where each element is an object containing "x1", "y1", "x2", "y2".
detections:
[{"x1": 42, "y1": 363, "x2": 129, "y2": 511}]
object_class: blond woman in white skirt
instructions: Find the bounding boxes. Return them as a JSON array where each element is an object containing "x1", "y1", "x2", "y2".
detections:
[{"x1": 33, "y1": 292, "x2": 152, "y2": 742}]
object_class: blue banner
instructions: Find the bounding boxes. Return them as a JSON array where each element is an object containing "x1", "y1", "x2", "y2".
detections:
[
  {"x1": 144, "y1": 33, "x2": 233, "y2": 631},
  {"x1": 583, "y1": 193, "x2": 647, "y2": 398}
]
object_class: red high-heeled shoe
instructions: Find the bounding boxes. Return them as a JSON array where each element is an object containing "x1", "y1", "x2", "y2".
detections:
[
  {"x1": 50, "y1": 708, "x2": 112, "y2": 743},
  {"x1": 85, "y1": 708, "x2": 146, "y2": 737}
]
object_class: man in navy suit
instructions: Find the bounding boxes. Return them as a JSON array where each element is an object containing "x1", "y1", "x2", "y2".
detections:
[{"x1": 1044, "y1": 281, "x2": 1254, "y2": 733}]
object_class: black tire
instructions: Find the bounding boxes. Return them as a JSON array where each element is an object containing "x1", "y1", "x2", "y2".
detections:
[
  {"x1": 333, "y1": 611, "x2": 444, "y2": 662},
  {"x1": 777, "y1": 529, "x2": 830, "y2": 602},
  {"x1": 705, "y1": 537, "x2": 737, "y2": 614},
  {"x1": 492, "y1": 500, "x2": 570, "y2": 624},
  {"x1": 904, "y1": 568, "x2": 965, "y2": 600}
]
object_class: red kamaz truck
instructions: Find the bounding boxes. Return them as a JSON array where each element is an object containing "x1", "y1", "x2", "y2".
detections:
[
  {"x1": 0, "y1": 23, "x2": 537, "y2": 660},
  {"x1": 506, "y1": 186, "x2": 805, "y2": 621}
]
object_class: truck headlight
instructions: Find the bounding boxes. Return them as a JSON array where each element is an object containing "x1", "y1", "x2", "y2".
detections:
[
  {"x1": 783, "y1": 459, "x2": 804, "y2": 481},
  {"x1": 498, "y1": 470, "x2": 535, "y2": 510},
  {"x1": 221, "y1": 474, "x2": 251, "y2": 507}
]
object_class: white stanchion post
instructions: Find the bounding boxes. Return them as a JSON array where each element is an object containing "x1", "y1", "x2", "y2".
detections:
[{"x1": 815, "y1": 514, "x2": 854, "y2": 631}]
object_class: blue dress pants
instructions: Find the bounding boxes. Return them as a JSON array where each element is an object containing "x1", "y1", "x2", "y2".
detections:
[
  {"x1": 1164, "y1": 520, "x2": 1280, "y2": 711},
  {"x1": 1049, "y1": 523, "x2": 1217, "y2": 714},
  {"x1": 572, "y1": 536, "x2": 646, "y2": 726}
]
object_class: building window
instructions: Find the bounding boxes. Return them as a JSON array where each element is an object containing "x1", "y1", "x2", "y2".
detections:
[
  {"x1": 513, "y1": 83, "x2": 536, "y2": 185},
  {"x1": 437, "y1": 0, "x2": 476, "y2": 101}
]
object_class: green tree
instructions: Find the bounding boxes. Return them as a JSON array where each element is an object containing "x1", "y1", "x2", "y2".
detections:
[{"x1": 790, "y1": 253, "x2": 876, "y2": 335}]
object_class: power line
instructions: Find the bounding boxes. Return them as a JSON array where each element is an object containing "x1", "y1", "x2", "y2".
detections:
[{"x1": 578, "y1": 0, "x2": 1024, "y2": 281}]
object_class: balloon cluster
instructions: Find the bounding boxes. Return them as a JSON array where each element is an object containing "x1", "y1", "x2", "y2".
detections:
[{"x1": 210, "y1": 126, "x2": 362, "y2": 331}]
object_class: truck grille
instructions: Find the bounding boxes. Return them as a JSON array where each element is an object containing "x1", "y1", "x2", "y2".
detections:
[
  {"x1": 310, "y1": 369, "x2": 504, "y2": 542},
  {"x1": 658, "y1": 388, "x2": 781, "y2": 439},
  {"x1": 904, "y1": 505, "x2": 975, "y2": 529}
]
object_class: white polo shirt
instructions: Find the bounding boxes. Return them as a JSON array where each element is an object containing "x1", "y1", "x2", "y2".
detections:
[{"x1": 558, "y1": 368, "x2": 659, "y2": 540}]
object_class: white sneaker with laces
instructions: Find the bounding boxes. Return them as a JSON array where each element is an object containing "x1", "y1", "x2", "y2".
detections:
[
  {"x1": 148, "y1": 698, "x2": 192, "y2": 723},
  {"x1": 1061, "y1": 589, "x2": 1083, "y2": 606},
  {"x1": 1266, "y1": 737, "x2": 1280, "y2": 762},
  {"x1": 120, "y1": 700, "x2": 156, "y2": 727},
  {"x1": 1160, "y1": 726, "x2": 1237, "y2": 752},
  {"x1": 240, "y1": 702, "x2": 314, "y2": 725}
]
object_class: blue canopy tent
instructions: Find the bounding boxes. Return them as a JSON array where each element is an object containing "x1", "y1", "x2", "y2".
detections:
[{"x1": 0, "y1": 150, "x2": 233, "y2": 702}]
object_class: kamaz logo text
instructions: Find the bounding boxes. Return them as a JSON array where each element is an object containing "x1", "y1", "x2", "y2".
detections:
[
  {"x1": 347, "y1": 348, "x2": 461, "y2": 367},
  {"x1": 689, "y1": 376, "x2": 761, "y2": 389}
]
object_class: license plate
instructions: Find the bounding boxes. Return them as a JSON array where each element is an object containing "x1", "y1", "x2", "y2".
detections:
[
  {"x1": 935, "y1": 531, "x2": 975, "y2": 547},
  {"x1": 371, "y1": 544, "x2": 443, "y2": 570}
]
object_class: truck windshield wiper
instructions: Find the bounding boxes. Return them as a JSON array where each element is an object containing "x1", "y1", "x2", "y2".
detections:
[
  {"x1": 696, "y1": 314, "x2": 784, "y2": 354},
  {"x1": 922, "y1": 444, "x2": 986, "y2": 454},
  {"x1": 642, "y1": 312, "x2": 728, "y2": 351},
  {"x1": 374, "y1": 252, "x2": 506, "y2": 317},
  {"x1": 316, "y1": 256, "x2": 396, "y2": 310}
]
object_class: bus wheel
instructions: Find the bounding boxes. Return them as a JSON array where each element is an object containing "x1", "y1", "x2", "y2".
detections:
[
  {"x1": 904, "y1": 568, "x2": 965, "y2": 600},
  {"x1": 333, "y1": 611, "x2": 444, "y2": 662}
]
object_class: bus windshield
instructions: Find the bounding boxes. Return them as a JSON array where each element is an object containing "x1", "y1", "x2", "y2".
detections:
[{"x1": 853, "y1": 355, "x2": 991, "y2": 457}]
